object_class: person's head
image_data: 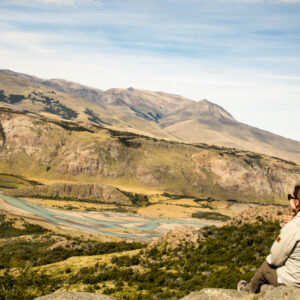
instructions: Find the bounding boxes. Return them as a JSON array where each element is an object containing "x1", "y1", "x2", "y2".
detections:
[
  {"x1": 294, "y1": 185, "x2": 300, "y2": 200},
  {"x1": 289, "y1": 185, "x2": 300, "y2": 213}
]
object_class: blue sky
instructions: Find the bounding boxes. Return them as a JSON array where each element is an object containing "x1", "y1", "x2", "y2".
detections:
[{"x1": 0, "y1": 0, "x2": 300, "y2": 141}]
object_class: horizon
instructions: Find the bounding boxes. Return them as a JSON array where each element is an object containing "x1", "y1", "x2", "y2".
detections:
[{"x1": 0, "y1": 0, "x2": 300, "y2": 141}]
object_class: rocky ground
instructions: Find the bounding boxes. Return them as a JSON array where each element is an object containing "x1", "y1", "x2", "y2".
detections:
[
  {"x1": 181, "y1": 285, "x2": 300, "y2": 300},
  {"x1": 228, "y1": 205, "x2": 289, "y2": 226},
  {"x1": 35, "y1": 285, "x2": 300, "y2": 299},
  {"x1": 35, "y1": 293, "x2": 116, "y2": 300}
]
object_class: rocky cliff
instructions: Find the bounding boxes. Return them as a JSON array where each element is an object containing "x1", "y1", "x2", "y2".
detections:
[
  {"x1": 4, "y1": 183, "x2": 130, "y2": 205},
  {"x1": 1, "y1": 110, "x2": 300, "y2": 202}
]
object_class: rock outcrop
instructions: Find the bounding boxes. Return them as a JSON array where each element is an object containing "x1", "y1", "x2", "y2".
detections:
[
  {"x1": 180, "y1": 285, "x2": 300, "y2": 300},
  {"x1": 4, "y1": 183, "x2": 130, "y2": 205},
  {"x1": 34, "y1": 286, "x2": 300, "y2": 300},
  {"x1": 180, "y1": 288, "x2": 254, "y2": 300},
  {"x1": 35, "y1": 292, "x2": 116, "y2": 300},
  {"x1": 148, "y1": 226, "x2": 200, "y2": 250},
  {"x1": 191, "y1": 150, "x2": 300, "y2": 198},
  {"x1": 228, "y1": 206, "x2": 288, "y2": 226}
]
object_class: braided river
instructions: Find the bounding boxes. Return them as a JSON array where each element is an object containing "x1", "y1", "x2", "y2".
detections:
[{"x1": 0, "y1": 192, "x2": 213, "y2": 240}]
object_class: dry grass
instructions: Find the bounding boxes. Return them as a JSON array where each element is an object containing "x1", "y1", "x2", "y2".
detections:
[
  {"x1": 37, "y1": 249, "x2": 141, "y2": 276},
  {"x1": 23, "y1": 198, "x2": 119, "y2": 211}
]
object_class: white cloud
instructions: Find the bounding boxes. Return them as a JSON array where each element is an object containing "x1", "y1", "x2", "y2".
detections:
[
  {"x1": 1, "y1": 0, "x2": 300, "y2": 141},
  {"x1": 11, "y1": 0, "x2": 101, "y2": 6},
  {"x1": 170, "y1": 0, "x2": 300, "y2": 3},
  {"x1": 234, "y1": 0, "x2": 300, "y2": 2},
  {"x1": 274, "y1": 0, "x2": 300, "y2": 2},
  {"x1": 1, "y1": 40, "x2": 300, "y2": 141}
]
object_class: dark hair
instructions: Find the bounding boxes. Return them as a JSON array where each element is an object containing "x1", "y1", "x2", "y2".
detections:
[{"x1": 294, "y1": 185, "x2": 300, "y2": 201}]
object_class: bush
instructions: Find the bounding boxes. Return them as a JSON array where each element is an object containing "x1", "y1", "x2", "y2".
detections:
[{"x1": 191, "y1": 211, "x2": 231, "y2": 221}]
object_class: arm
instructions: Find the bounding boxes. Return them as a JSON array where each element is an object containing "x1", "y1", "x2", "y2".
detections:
[{"x1": 266, "y1": 222, "x2": 298, "y2": 267}]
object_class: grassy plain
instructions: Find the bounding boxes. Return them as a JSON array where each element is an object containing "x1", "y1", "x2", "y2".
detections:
[
  {"x1": 0, "y1": 174, "x2": 39, "y2": 189},
  {"x1": 23, "y1": 192, "x2": 244, "y2": 221}
]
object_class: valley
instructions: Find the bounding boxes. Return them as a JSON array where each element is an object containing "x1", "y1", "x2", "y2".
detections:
[
  {"x1": 0, "y1": 192, "x2": 213, "y2": 240},
  {"x1": 0, "y1": 70, "x2": 299, "y2": 299}
]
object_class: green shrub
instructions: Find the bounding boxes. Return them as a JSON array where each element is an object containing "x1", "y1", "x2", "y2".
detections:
[{"x1": 191, "y1": 211, "x2": 231, "y2": 221}]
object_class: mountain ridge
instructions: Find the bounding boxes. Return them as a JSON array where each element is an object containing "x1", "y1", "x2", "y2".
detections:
[
  {"x1": 1, "y1": 69, "x2": 300, "y2": 163},
  {"x1": 0, "y1": 108, "x2": 299, "y2": 203}
]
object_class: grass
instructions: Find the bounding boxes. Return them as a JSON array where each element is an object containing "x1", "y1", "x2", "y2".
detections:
[
  {"x1": 0, "y1": 173, "x2": 40, "y2": 189},
  {"x1": 0, "y1": 219, "x2": 280, "y2": 299},
  {"x1": 0, "y1": 214, "x2": 144, "y2": 270},
  {"x1": 191, "y1": 211, "x2": 231, "y2": 222}
]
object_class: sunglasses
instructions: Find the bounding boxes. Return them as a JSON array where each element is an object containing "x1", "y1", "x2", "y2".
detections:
[{"x1": 288, "y1": 194, "x2": 297, "y2": 200}]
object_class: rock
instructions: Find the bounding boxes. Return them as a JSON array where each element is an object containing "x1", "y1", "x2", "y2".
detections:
[
  {"x1": 148, "y1": 226, "x2": 200, "y2": 250},
  {"x1": 262, "y1": 285, "x2": 300, "y2": 299},
  {"x1": 35, "y1": 292, "x2": 116, "y2": 300},
  {"x1": 180, "y1": 288, "x2": 255, "y2": 300},
  {"x1": 259, "y1": 284, "x2": 275, "y2": 297},
  {"x1": 191, "y1": 150, "x2": 299, "y2": 197},
  {"x1": 228, "y1": 206, "x2": 288, "y2": 226},
  {"x1": 181, "y1": 286, "x2": 300, "y2": 300},
  {"x1": 4, "y1": 183, "x2": 130, "y2": 205}
]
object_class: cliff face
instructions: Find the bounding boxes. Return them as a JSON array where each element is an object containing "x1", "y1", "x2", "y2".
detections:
[
  {"x1": 4, "y1": 183, "x2": 130, "y2": 205},
  {"x1": 191, "y1": 150, "x2": 299, "y2": 198},
  {"x1": 0, "y1": 110, "x2": 300, "y2": 202},
  {"x1": 0, "y1": 111, "x2": 67, "y2": 164}
]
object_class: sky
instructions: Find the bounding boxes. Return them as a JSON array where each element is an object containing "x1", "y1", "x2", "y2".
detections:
[{"x1": 0, "y1": 0, "x2": 300, "y2": 141}]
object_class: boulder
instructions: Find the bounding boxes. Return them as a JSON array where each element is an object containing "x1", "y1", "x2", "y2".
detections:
[
  {"x1": 4, "y1": 183, "x2": 130, "y2": 205},
  {"x1": 35, "y1": 292, "x2": 116, "y2": 300},
  {"x1": 261, "y1": 285, "x2": 300, "y2": 300},
  {"x1": 180, "y1": 285, "x2": 300, "y2": 300},
  {"x1": 180, "y1": 288, "x2": 255, "y2": 300}
]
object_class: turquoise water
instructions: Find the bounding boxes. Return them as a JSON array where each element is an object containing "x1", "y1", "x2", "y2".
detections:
[{"x1": 0, "y1": 192, "x2": 208, "y2": 240}]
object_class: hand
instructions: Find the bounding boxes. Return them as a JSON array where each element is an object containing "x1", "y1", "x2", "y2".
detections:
[{"x1": 283, "y1": 213, "x2": 294, "y2": 224}]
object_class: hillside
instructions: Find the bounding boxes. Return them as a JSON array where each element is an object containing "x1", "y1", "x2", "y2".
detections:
[
  {"x1": 0, "y1": 109, "x2": 299, "y2": 203},
  {"x1": 0, "y1": 211, "x2": 283, "y2": 299},
  {"x1": 1, "y1": 70, "x2": 300, "y2": 163}
]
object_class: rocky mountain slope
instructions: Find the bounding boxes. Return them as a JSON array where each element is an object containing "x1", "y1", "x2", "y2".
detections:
[
  {"x1": 4, "y1": 183, "x2": 130, "y2": 205},
  {"x1": 1, "y1": 69, "x2": 300, "y2": 163},
  {"x1": 0, "y1": 109, "x2": 299, "y2": 203}
]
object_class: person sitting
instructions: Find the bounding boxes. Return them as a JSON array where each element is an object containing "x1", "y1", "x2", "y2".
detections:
[{"x1": 237, "y1": 184, "x2": 300, "y2": 293}]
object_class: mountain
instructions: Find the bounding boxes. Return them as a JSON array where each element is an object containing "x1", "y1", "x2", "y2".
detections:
[
  {"x1": 0, "y1": 69, "x2": 300, "y2": 163},
  {"x1": 0, "y1": 108, "x2": 299, "y2": 202}
]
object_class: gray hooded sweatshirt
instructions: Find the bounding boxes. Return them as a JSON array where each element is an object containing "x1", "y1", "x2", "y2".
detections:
[{"x1": 266, "y1": 212, "x2": 300, "y2": 287}]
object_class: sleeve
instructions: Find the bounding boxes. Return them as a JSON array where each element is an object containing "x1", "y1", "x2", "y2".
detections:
[{"x1": 266, "y1": 223, "x2": 298, "y2": 267}]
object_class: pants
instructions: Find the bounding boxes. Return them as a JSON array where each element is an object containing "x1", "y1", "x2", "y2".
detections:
[{"x1": 245, "y1": 261, "x2": 284, "y2": 293}]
